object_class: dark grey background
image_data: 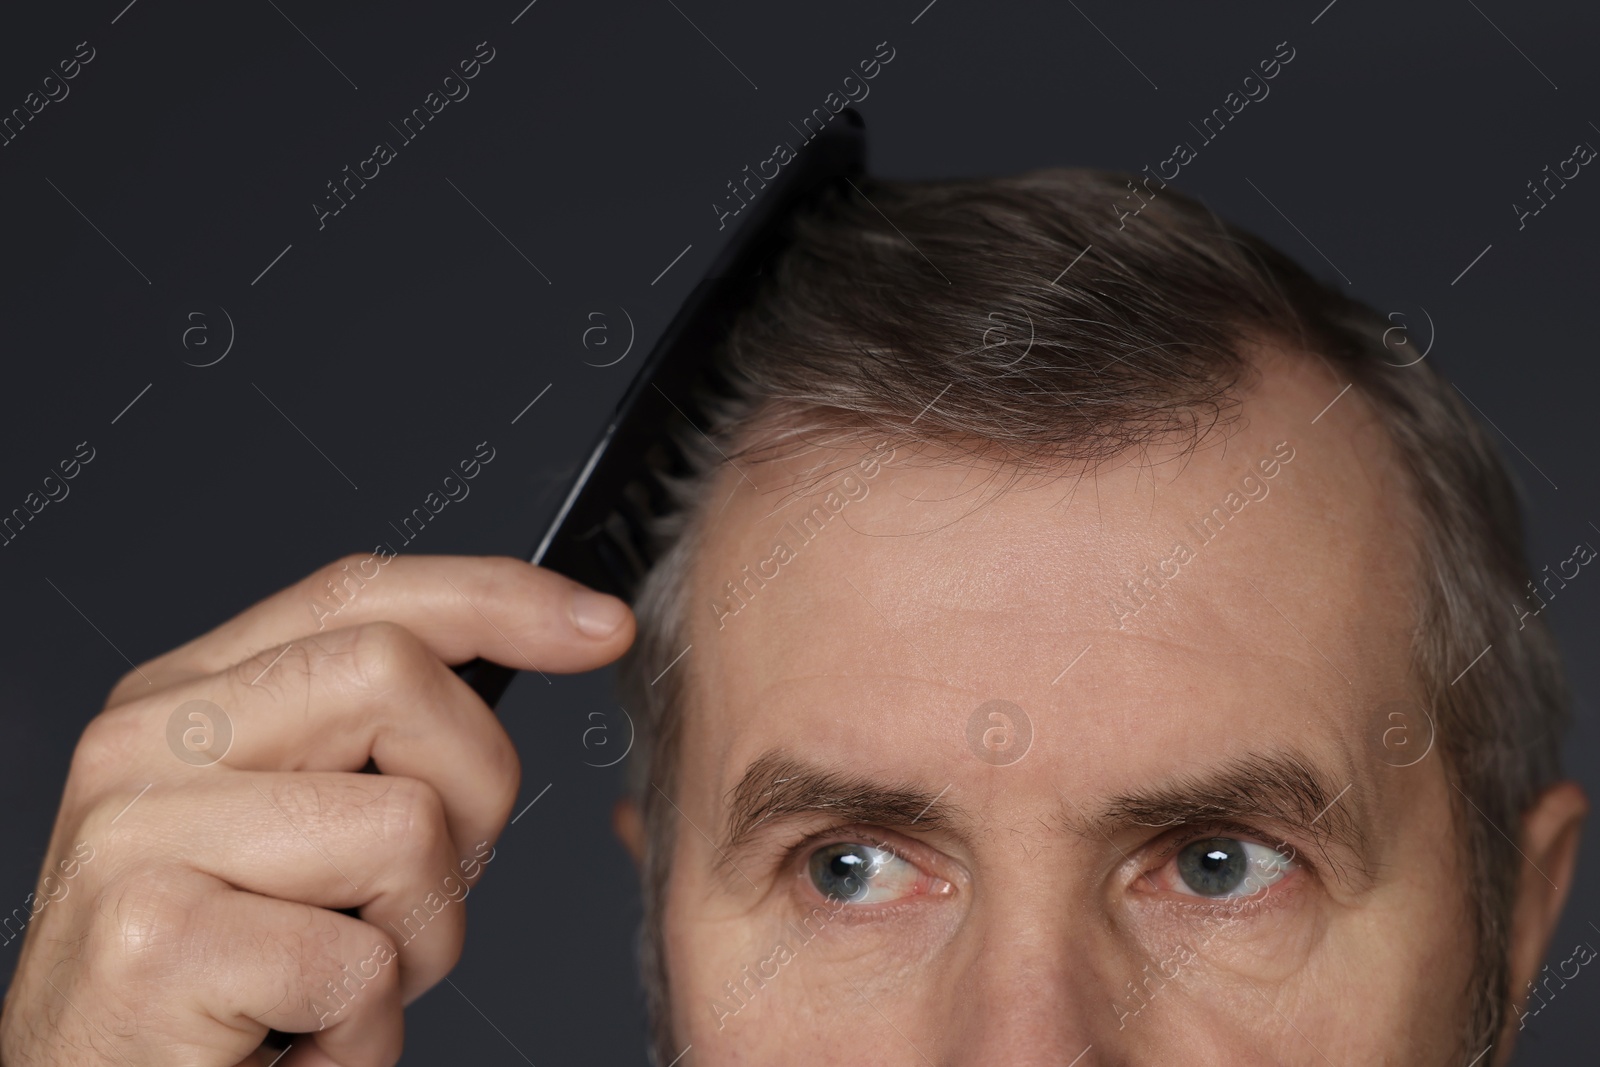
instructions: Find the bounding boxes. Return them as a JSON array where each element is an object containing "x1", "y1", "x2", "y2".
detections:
[{"x1": 0, "y1": 0, "x2": 1594, "y2": 1062}]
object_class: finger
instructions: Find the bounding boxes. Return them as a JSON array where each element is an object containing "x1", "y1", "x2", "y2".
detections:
[
  {"x1": 213, "y1": 898, "x2": 403, "y2": 1067},
  {"x1": 192, "y1": 887, "x2": 404, "y2": 1067},
  {"x1": 95, "y1": 771, "x2": 475, "y2": 1001},
  {"x1": 82, "y1": 619, "x2": 521, "y2": 855},
  {"x1": 109, "y1": 554, "x2": 634, "y2": 703},
  {"x1": 52, "y1": 866, "x2": 403, "y2": 1067}
]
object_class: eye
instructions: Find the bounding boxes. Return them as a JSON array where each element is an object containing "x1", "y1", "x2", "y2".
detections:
[
  {"x1": 1171, "y1": 836, "x2": 1293, "y2": 899},
  {"x1": 806, "y1": 841, "x2": 927, "y2": 904}
]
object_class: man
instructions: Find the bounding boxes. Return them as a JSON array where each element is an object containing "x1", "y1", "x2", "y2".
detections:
[{"x1": 0, "y1": 169, "x2": 1586, "y2": 1066}]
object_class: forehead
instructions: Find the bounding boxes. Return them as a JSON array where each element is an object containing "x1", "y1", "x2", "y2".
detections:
[{"x1": 680, "y1": 345, "x2": 1422, "y2": 799}]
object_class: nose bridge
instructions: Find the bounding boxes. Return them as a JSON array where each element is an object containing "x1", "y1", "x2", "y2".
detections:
[{"x1": 934, "y1": 916, "x2": 1108, "y2": 1066}]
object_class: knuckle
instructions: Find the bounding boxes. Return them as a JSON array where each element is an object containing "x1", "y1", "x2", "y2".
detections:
[
  {"x1": 345, "y1": 620, "x2": 432, "y2": 699},
  {"x1": 302, "y1": 935, "x2": 404, "y2": 1041},
  {"x1": 76, "y1": 785, "x2": 180, "y2": 884},
  {"x1": 292, "y1": 916, "x2": 402, "y2": 1015},
  {"x1": 68, "y1": 707, "x2": 144, "y2": 790},
  {"x1": 88, "y1": 864, "x2": 202, "y2": 989},
  {"x1": 370, "y1": 776, "x2": 449, "y2": 856}
]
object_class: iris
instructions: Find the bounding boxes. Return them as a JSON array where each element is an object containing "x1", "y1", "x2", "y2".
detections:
[
  {"x1": 1177, "y1": 837, "x2": 1255, "y2": 897},
  {"x1": 807, "y1": 843, "x2": 880, "y2": 902}
]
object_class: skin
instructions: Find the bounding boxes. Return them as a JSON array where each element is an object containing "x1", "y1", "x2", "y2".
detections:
[
  {"x1": 0, "y1": 556, "x2": 636, "y2": 1066},
  {"x1": 0, "y1": 347, "x2": 1582, "y2": 1065},
  {"x1": 614, "y1": 344, "x2": 1587, "y2": 1065}
]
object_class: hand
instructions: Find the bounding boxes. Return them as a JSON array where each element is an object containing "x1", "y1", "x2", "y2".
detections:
[{"x1": 0, "y1": 554, "x2": 635, "y2": 1067}]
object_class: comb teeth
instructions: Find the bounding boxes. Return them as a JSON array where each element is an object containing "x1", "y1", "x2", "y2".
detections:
[
  {"x1": 570, "y1": 398, "x2": 707, "y2": 597},
  {"x1": 614, "y1": 480, "x2": 659, "y2": 574},
  {"x1": 644, "y1": 430, "x2": 695, "y2": 510},
  {"x1": 569, "y1": 484, "x2": 654, "y2": 595},
  {"x1": 592, "y1": 510, "x2": 648, "y2": 593}
]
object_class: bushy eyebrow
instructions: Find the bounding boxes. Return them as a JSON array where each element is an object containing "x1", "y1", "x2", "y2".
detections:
[
  {"x1": 1075, "y1": 749, "x2": 1374, "y2": 887},
  {"x1": 717, "y1": 749, "x2": 965, "y2": 860}
]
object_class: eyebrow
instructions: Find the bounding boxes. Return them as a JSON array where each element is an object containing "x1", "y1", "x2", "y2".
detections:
[
  {"x1": 717, "y1": 750, "x2": 967, "y2": 860},
  {"x1": 717, "y1": 746, "x2": 1374, "y2": 888}
]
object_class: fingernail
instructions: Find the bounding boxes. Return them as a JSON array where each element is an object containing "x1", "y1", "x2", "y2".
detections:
[{"x1": 570, "y1": 588, "x2": 629, "y2": 638}]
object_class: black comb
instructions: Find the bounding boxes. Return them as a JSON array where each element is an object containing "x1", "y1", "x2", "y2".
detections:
[{"x1": 455, "y1": 108, "x2": 868, "y2": 708}]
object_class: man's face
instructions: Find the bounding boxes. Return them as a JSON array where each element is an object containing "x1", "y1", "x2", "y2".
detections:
[{"x1": 657, "y1": 348, "x2": 1477, "y2": 1064}]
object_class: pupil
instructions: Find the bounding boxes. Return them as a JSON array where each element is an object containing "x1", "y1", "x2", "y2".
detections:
[{"x1": 1177, "y1": 837, "x2": 1249, "y2": 896}]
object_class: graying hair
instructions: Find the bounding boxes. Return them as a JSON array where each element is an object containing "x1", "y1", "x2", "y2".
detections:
[{"x1": 614, "y1": 167, "x2": 1569, "y2": 1062}]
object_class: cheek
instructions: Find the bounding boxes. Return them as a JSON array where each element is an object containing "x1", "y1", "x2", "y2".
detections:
[
  {"x1": 664, "y1": 896, "x2": 814, "y2": 1057},
  {"x1": 662, "y1": 859, "x2": 942, "y2": 1057},
  {"x1": 661, "y1": 850, "x2": 774, "y2": 1047},
  {"x1": 1133, "y1": 877, "x2": 1326, "y2": 987},
  {"x1": 1123, "y1": 877, "x2": 1473, "y2": 1059}
]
